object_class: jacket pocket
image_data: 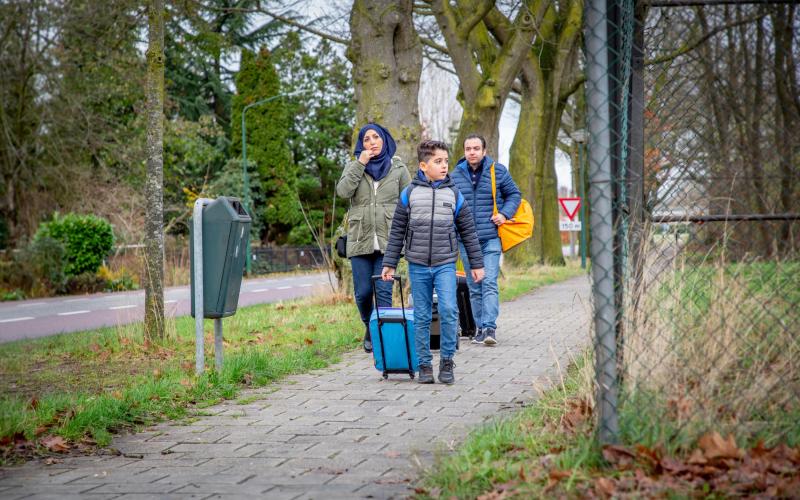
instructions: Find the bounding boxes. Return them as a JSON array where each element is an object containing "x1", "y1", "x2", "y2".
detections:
[
  {"x1": 449, "y1": 232, "x2": 456, "y2": 252},
  {"x1": 348, "y1": 212, "x2": 364, "y2": 243}
]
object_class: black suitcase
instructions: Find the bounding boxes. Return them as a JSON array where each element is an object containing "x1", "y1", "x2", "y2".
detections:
[
  {"x1": 429, "y1": 292, "x2": 461, "y2": 351},
  {"x1": 457, "y1": 274, "x2": 477, "y2": 337}
]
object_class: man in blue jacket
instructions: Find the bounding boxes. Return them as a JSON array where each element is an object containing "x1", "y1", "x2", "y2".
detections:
[{"x1": 452, "y1": 134, "x2": 522, "y2": 346}]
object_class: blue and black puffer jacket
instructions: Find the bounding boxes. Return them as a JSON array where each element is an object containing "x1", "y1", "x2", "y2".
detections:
[
  {"x1": 383, "y1": 172, "x2": 483, "y2": 270},
  {"x1": 452, "y1": 155, "x2": 522, "y2": 243}
]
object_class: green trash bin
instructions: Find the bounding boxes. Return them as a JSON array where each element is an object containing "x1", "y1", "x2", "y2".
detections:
[{"x1": 190, "y1": 197, "x2": 252, "y2": 319}]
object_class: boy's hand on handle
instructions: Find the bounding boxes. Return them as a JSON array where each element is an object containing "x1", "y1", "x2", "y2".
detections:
[
  {"x1": 381, "y1": 266, "x2": 395, "y2": 281},
  {"x1": 358, "y1": 149, "x2": 375, "y2": 165},
  {"x1": 472, "y1": 268, "x2": 485, "y2": 283}
]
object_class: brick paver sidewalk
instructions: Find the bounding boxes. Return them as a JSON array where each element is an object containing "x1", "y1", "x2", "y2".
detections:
[{"x1": 0, "y1": 276, "x2": 590, "y2": 500}]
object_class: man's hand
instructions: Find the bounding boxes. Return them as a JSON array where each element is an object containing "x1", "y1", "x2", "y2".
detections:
[
  {"x1": 471, "y1": 268, "x2": 485, "y2": 283},
  {"x1": 358, "y1": 149, "x2": 374, "y2": 165},
  {"x1": 381, "y1": 266, "x2": 395, "y2": 281},
  {"x1": 491, "y1": 213, "x2": 507, "y2": 226}
]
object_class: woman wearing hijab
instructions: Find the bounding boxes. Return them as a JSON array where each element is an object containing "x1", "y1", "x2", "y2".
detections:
[{"x1": 336, "y1": 123, "x2": 412, "y2": 353}]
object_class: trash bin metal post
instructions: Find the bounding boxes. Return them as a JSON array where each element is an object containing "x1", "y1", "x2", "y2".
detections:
[
  {"x1": 214, "y1": 318, "x2": 223, "y2": 371},
  {"x1": 193, "y1": 198, "x2": 211, "y2": 376}
]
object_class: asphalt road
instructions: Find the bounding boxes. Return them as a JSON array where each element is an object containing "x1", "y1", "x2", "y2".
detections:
[{"x1": 0, "y1": 272, "x2": 333, "y2": 343}]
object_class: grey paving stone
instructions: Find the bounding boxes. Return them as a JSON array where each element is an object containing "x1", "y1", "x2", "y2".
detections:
[{"x1": 0, "y1": 277, "x2": 590, "y2": 499}]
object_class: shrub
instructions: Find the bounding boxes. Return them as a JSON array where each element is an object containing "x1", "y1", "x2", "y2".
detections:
[
  {"x1": 35, "y1": 213, "x2": 114, "y2": 276},
  {"x1": 26, "y1": 236, "x2": 67, "y2": 293},
  {"x1": 1, "y1": 289, "x2": 25, "y2": 301},
  {"x1": 98, "y1": 265, "x2": 139, "y2": 292},
  {"x1": 65, "y1": 272, "x2": 107, "y2": 295}
]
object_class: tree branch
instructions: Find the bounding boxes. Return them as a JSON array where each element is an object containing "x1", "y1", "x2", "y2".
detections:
[
  {"x1": 420, "y1": 36, "x2": 449, "y2": 55},
  {"x1": 560, "y1": 74, "x2": 585, "y2": 102},
  {"x1": 457, "y1": 0, "x2": 496, "y2": 39},
  {"x1": 646, "y1": 12, "x2": 766, "y2": 67},
  {"x1": 195, "y1": 1, "x2": 351, "y2": 45},
  {"x1": 491, "y1": 4, "x2": 537, "y2": 97}
]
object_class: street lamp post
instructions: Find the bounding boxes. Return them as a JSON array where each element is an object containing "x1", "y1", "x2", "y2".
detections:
[
  {"x1": 241, "y1": 90, "x2": 308, "y2": 274},
  {"x1": 572, "y1": 129, "x2": 588, "y2": 270}
]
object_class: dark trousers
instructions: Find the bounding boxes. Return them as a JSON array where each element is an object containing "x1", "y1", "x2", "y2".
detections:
[{"x1": 351, "y1": 251, "x2": 393, "y2": 339}]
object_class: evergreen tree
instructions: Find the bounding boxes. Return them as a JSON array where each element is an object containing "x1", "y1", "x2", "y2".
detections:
[
  {"x1": 232, "y1": 47, "x2": 299, "y2": 244},
  {"x1": 274, "y1": 33, "x2": 354, "y2": 245},
  {"x1": 164, "y1": 0, "x2": 281, "y2": 131}
]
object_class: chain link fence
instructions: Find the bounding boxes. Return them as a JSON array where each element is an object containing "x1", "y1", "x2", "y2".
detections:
[{"x1": 585, "y1": 0, "x2": 799, "y2": 448}]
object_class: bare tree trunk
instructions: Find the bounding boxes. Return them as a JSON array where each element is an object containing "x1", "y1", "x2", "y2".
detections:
[
  {"x1": 348, "y1": 0, "x2": 422, "y2": 168},
  {"x1": 486, "y1": 0, "x2": 582, "y2": 266},
  {"x1": 506, "y1": 82, "x2": 567, "y2": 266},
  {"x1": 144, "y1": 0, "x2": 165, "y2": 341},
  {"x1": 430, "y1": 0, "x2": 535, "y2": 160},
  {"x1": 772, "y1": 4, "x2": 799, "y2": 253}
]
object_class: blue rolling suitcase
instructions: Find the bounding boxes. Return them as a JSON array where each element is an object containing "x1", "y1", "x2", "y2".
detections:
[{"x1": 369, "y1": 275, "x2": 418, "y2": 379}]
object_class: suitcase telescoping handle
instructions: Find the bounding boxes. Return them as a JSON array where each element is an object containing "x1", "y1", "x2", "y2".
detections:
[
  {"x1": 370, "y1": 274, "x2": 407, "y2": 323},
  {"x1": 370, "y1": 275, "x2": 414, "y2": 379}
]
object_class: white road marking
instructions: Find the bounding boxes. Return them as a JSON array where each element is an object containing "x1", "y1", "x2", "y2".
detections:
[
  {"x1": 276, "y1": 286, "x2": 292, "y2": 290},
  {"x1": 58, "y1": 310, "x2": 90, "y2": 316},
  {"x1": 109, "y1": 305, "x2": 137, "y2": 310},
  {"x1": 299, "y1": 284, "x2": 313, "y2": 288},
  {"x1": 0, "y1": 317, "x2": 34, "y2": 324},
  {"x1": 165, "y1": 300, "x2": 177, "y2": 304},
  {"x1": 15, "y1": 302, "x2": 46, "y2": 308},
  {"x1": 64, "y1": 298, "x2": 89, "y2": 303},
  {"x1": 252, "y1": 288, "x2": 270, "y2": 293}
]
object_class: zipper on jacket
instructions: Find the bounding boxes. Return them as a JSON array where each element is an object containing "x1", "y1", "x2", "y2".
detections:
[{"x1": 428, "y1": 186, "x2": 436, "y2": 266}]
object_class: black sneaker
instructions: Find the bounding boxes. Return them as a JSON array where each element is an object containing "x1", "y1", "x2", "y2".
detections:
[
  {"x1": 363, "y1": 325, "x2": 373, "y2": 353},
  {"x1": 483, "y1": 328, "x2": 497, "y2": 346},
  {"x1": 438, "y1": 358, "x2": 455, "y2": 385},
  {"x1": 418, "y1": 365, "x2": 434, "y2": 384}
]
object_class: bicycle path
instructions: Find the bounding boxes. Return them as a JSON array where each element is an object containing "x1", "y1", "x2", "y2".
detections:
[{"x1": 0, "y1": 275, "x2": 590, "y2": 499}]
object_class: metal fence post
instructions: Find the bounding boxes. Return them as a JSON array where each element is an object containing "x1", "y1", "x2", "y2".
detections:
[{"x1": 585, "y1": 0, "x2": 620, "y2": 444}]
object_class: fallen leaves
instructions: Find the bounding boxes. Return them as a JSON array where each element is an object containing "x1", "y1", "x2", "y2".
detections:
[
  {"x1": 560, "y1": 397, "x2": 593, "y2": 434},
  {"x1": 698, "y1": 431, "x2": 742, "y2": 460},
  {"x1": 602, "y1": 444, "x2": 638, "y2": 469},
  {"x1": 40, "y1": 435, "x2": 70, "y2": 453},
  {"x1": 589, "y1": 433, "x2": 800, "y2": 498}
]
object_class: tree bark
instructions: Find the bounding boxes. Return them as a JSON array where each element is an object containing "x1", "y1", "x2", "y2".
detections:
[
  {"x1": 144, "y1": 0, "x2": 165, "y2": 341},
  {"x1": 430, "y1": 0, "x2": 535, "y2": 159},
  {"x1": 486, "y1": 0, "x2": 582, "y2": 265},
  {"x1": 348, "y1": 0, "x2": 422, "y2": 169}
]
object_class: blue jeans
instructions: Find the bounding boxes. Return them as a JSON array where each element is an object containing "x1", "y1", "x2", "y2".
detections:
[
  {"x1": 351, "y1": 251, "x2": 393, "y2": 337},
  {"x1": 459, "y1": 238, "x2": 501, "y2": 330},
  {"x1": 408, "y1": 262, "x2": 458, "y2": 366}
]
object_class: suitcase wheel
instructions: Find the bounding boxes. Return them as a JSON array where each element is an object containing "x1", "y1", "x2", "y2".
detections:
[
  {"x1": 382, "y1": 372, "x2": 388, "y2": 380},
  {"x1": 409, "y1": 373, "x2": 415, "y2": 380}
]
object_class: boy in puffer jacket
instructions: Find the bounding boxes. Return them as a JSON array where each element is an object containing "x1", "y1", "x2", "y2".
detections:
[{"x1": 381, "y1": 140, "x2": 484, "y2": 385}]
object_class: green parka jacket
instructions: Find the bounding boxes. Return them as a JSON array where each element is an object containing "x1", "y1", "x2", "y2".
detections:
[{"x1": 336, "y1": 156, "x2": 412, "y2": 258}]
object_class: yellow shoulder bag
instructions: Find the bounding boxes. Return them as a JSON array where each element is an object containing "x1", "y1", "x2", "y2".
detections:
[{"x1": 490, "y1": 163, "x2": 534, "y2": 252}]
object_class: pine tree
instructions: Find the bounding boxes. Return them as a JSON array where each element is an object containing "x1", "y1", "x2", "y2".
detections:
[{"x1": 232, "y1": 48, "x2": 299, "y2": 244}]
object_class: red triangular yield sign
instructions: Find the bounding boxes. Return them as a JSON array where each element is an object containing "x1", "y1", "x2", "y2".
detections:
[{"x1": 559, "y1": 198, "x2": 581, "y2": 221}]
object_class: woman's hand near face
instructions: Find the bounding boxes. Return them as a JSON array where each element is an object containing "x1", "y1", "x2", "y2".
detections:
[{"x1": 358, "y1": 149, "x2": 374, "y2": 165}]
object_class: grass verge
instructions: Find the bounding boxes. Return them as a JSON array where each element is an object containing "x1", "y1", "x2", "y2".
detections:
[
  {"x1": 419, "y1": 257, "x2": 800, "y2": 498},
  {"x1": 0, "y1": 264, "x2": 585, "y2": 465}
]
